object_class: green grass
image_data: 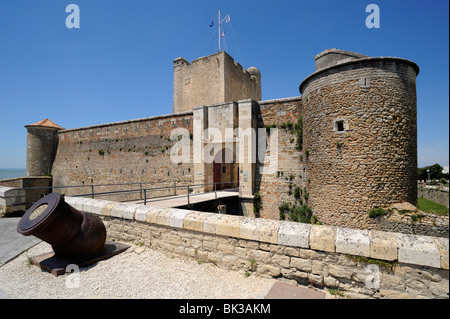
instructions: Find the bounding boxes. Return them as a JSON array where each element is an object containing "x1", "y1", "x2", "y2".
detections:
[{"x1": 417, "y1": 197, "x2": 449, "y2": 216}]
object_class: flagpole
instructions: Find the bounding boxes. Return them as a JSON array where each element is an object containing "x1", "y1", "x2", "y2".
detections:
[{"x1": 218, "y1": 9, "x2": 221, "y2": 52}]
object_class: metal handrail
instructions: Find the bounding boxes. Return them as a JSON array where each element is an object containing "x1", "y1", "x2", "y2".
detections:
[
  {"x1": 6, "y1": 179, "x2": 191, "y2": 192},
  {"x1": 142, "y1": 181, "x2": 239, "y2": 206},
  {"x1": 2, "y1": 179, "x2": 192, "y2": 203},
  {"x1": 2, "y1": 179, "x2": 238, "y2": 208}
]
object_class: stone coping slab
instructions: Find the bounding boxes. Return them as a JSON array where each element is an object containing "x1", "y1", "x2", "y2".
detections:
[{"x1": 64, "y1": 196, "x2": 449, "y2": 270}]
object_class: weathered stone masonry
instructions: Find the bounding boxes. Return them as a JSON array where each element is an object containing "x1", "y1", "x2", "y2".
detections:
[
  {"x1": 255, "y1": 97, "x2": 306, "y2": 220},
  {"x1": 173, "y1": 51, "x2": 261, "y2": 113},
  {"x1": 65, "y1": 196, "x2": 449, "y2": 299},
  {"x1": 300, "y1": 52, "x2": 419, "y2": 230},
  {"x1": 51, "y1": 112, "x2": 194, "y2": 199}
]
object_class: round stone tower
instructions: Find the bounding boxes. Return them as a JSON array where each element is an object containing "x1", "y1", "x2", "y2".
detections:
[
  {"x1": 299, "y1": 49, "x2": 419, "y2": 229},
  {"x1": 25, "y1": 119, "x2": 64, "y2": 176}
]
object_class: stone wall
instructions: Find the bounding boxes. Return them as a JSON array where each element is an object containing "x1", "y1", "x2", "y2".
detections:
[
  {"x1": 51, "y1": 112, "x2": 194, "y2": 200},
  {"x1": 255, "y1": 97, "x2": 306, "y2": 220},
  {"x1": 300, "y1": 58, "x2": 418, "y2": 230},
  {"x1": 418, "y1": 186, "x2": 449, "y2": 208},
  {"x1": 0, "y1": 186, "x2": 26, "y2": 216},
  {"x1": 65, "y1": 196, "x2": 449, "y2": 299},
  {"x1": 0, "y1": 177, "x2": 52, "y2": 212},
  {"x1": 371, "y1": 210, "x2": 449, "y2": 238}
]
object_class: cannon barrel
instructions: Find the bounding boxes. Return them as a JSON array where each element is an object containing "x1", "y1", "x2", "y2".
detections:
[{"x1": 17, "y1": 193, "x2": 106, "y2": 259}]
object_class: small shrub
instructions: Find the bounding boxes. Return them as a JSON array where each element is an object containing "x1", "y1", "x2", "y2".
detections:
[
  {"x1": 98, "y1": 149, "x2": 105, "y2": 156},
  {"x1": 368, "y1": 207, "x2": 388, "y2": 218},
  {"x1": 286, "y1": 121, "x2": 293, "y2": 131},
  {"x1": 264, "y1": 124, "x2": 277, "y2": 133},
  {"x1": 253, "y1": 192, "x2": 262, "y2": 215},
  {"x1": 296, "y1": 116, "x2": 303, "y2": 151},
  {"x1": 291, "y1": 204, "x2": 313, "y2": 223},
  {"x1": 278, "y1": 202, "x2": 291, "y2": 220},
  {"x1": 249, "y1": 258, "x2": 257, "y2": 271},
  {"x1": 410, "y1": 213, "x2": 426, "y2": 223},
  {"x1": 294, "y1": 187, "x2": 301, "y2": 199},
  {"x1": 279, "y1": 202, "x2": 316, "y2": 224},
  {"x1": 303, "y1": 187, "x2": 309, "y2": 201}
]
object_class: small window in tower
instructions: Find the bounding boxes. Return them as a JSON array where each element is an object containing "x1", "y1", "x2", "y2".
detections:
[
  {"x1": 222, "y1": 166, "x2": 226, "y2": 174},
  {"x1": 359, "y1": 78, "x2": 370, "y2": 88},
  {"x1": 333, "y1": 119, "x2": 348, "y2": 133}
]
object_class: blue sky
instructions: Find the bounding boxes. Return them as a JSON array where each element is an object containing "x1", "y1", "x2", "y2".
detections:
[{"x1": 0, "y1": 0, "x2": 448, "y2": 169}]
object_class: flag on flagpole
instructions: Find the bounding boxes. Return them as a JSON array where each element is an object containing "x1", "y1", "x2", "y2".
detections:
[{"x1": 221, "y1": 31, "x2": 225, "y2": 37}]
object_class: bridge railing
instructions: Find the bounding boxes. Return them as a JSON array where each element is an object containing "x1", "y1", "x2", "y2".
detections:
[
  {"x1": 142, "y1": 180, "x2": 239, "y2": 206},
  {"x1": 3, "y1": 180, "x2": 239, "y2": 209},
  {"x1": 3, "y1": 180, "x2": 192, "y2": 208}
]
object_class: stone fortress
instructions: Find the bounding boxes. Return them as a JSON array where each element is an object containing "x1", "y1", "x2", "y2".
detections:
[
  {"x1": 24, "y1": 48, "x2": 420, "y2": 231},
  {"x1": 12, "y1": 49, "x2": 450, "y2": 299}
]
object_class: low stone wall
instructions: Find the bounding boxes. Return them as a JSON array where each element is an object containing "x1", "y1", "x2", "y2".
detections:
[
  {"x1": 0, "y1": 186, "x2": 26, "y2": 216},
  {"x1": 65, "y1": 196, "x2": 449, "y2": 299},
  {"x1": 0, "y1": 177, "x2": 53, "y2": 216},
  {"x1": 371, "y1": 210, "x2": 449, "y2": 238},
  {"x1": 418, "y1": 186, "x2": 449, "y2": 208}
]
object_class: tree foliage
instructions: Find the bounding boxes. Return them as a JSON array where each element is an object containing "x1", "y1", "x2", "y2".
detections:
[{"x1": 418, "y1": 163, "x2": 448, "y2": 181}]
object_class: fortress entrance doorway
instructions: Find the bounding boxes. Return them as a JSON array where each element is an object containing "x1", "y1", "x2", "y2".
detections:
[{"x1": 213, "y1": 148, "x2": 237, "y2": 190}]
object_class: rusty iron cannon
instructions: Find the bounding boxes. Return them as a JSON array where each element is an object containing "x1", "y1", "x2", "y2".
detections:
[
  {"x1": 17, "y1": 192, "x2": 107, "y2": 259},
  {"x1": 17, "y1": 192, "x2": 129, "y2": 276}
]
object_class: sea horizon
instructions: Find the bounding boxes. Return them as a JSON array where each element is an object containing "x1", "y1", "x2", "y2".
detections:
[{"x1": 0, "y1": 168, "x2": 27, "y2": 180}]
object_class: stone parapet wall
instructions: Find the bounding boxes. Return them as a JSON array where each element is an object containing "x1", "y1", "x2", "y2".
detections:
[
  {"x1": 0, "y1": 186, "x2": 26, "y2": 216},
  {"x1": 65, "y1": 196, "x2": 449, "y2": 299}
]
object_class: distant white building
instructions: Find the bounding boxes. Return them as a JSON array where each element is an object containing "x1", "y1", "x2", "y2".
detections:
[{"x1": 443, "y1": 166, "x2": 449, "y2": 174}]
